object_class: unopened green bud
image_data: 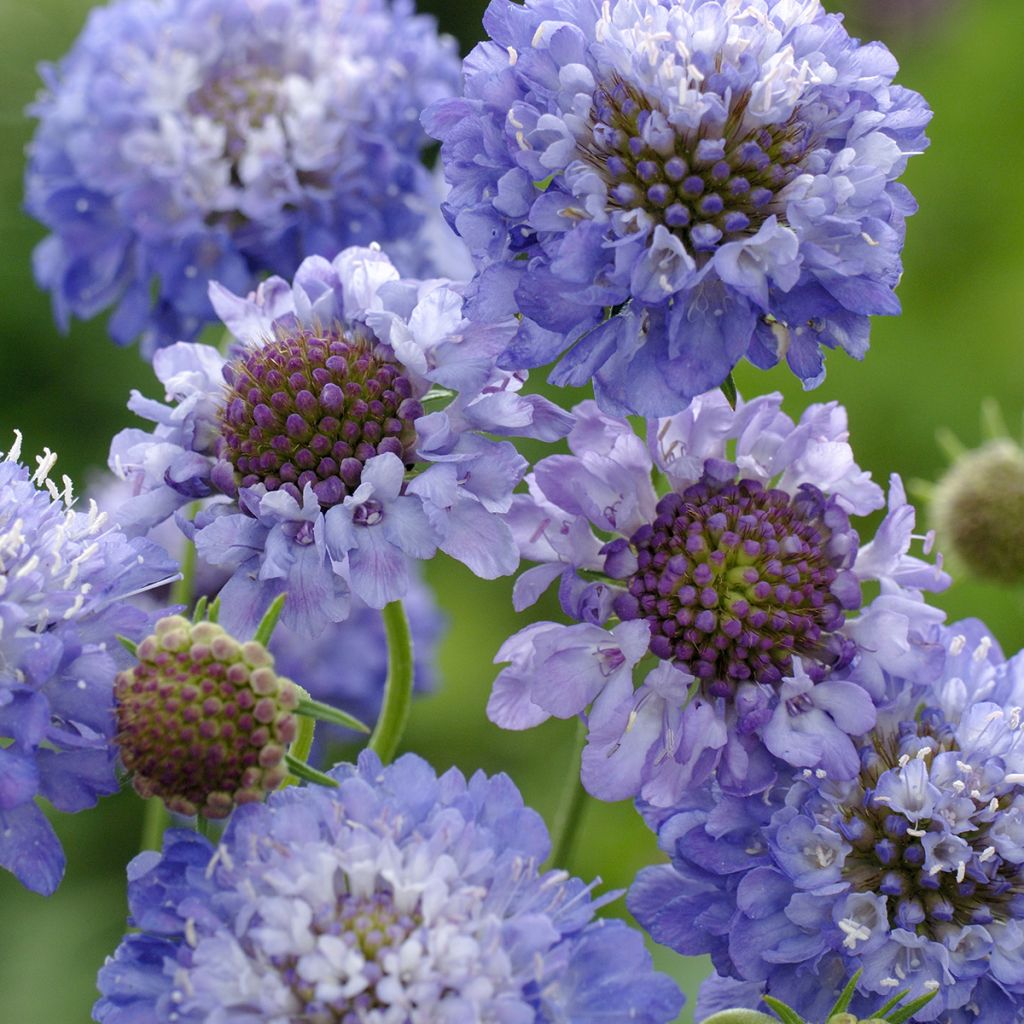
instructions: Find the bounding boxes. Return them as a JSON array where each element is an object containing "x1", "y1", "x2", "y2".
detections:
[
  {"x1": 931, "y1": 437, "x2": 1024, "y2": 584},
  {"x1": 115, "y1": 615, "x2": 300, "y2": 818}
]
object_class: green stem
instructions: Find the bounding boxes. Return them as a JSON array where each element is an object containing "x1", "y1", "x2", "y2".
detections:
[
  {"x1": 367, "y1": 600, "x2": 414, "y2": 764},
  {"x1": 548, "y1": 717, "x2": 589, "y2": 868},
  {"x1": 140, "y1": 797, "x2": 170, "y2": 853}
]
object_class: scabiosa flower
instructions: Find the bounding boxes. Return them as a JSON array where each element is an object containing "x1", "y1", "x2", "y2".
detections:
[
  {"x1": 426, "y1": 0, "x2": 931, "y2": 416},
  {"x1": 491, "y1": 391, "x2": 947, "y2": 802},
  {"x1": 94, "y1": 751, "x2": 685, "y2": 1023},
  {"x1": 109, "y1": 245, "x2": 571, "y2": 638},
  {"x1": 26, "y1": 0, "x2": 461, "y2": 356},
  {"x1": 630, "y1": 621, "x2": 1024, "y2": 1022},
  {"x1": 0, "y1": 434, "x2": 177, "y2": 894}
]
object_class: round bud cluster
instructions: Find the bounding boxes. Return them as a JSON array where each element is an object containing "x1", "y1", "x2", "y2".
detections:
[
  {"x1": 585, "y1": 76, "x2": 810, "y2": 255},
  {"x1": 115, "y1": 615, "x2": 299, "y2": 818},
  {"x1": 615, "y1": 478, "x2": 852, "y2": 692},
  {"x1": 218, "y1": 323, "x2": 423, "y2": 508},
  {"x1": 930, "y1": 437, "x2": 1024, "y2": 585}
]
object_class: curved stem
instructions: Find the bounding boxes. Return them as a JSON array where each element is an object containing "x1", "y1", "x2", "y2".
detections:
[
  {"x1": 548, "y1": 717, "x2": 589, "y2": 869},
  {"x1": 140, "y1": 797, "x2": 170, "y2": 853},
  {"x1": 367, "y1": 600, "x2": 414, "y2": 764},
  {"x1": 169, "y1": 503, "x2": 199, "y2": 609}
]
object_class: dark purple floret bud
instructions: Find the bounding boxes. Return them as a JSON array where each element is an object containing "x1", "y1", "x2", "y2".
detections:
[
  {"x1": 614, "y1": 477, "x2": 857, "y2": 690},
  {"x1": 217, "y1": 323, "x2": 421, "y2": 507},
  {"x1": 583, "y1": 75, "x2": 811, "y2": 255},
  {"x1": 115, "y1": 615, "x2": 300, "y2": 818}
]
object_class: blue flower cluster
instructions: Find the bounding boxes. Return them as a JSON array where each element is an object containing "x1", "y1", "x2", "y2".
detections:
[
  {"x1": 630, "y1": 621, "x2": 1024, "y2": 1021},
  {"x1": 12, "y1": 0, "x2": 1021, "y2": 1020},
  {"x1": 491, "y1": 391, "x2": 947, "y2": 802},
  {"x1": 427, "y1": 0, "x2": 930, "y2": 415},
  {"x1": 95, "y1": 752, "x2": 684, "y2": 1023},
  {"x1": 0, "y1": 435, "x2": 176, "y2": 894},
  {"x1": 26, "y1": 0, "x2": 462, "y2": 356}
]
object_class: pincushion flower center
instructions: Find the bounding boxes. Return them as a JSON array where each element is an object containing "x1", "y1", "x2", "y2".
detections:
[
  {"x1": 583, "y1": 75, "x2": 811, "y2": 253},
  {"x1": 617, "y1": 478, "x2": 847, "y2": 693},
  {"x1": 218, "y1": 324, "x2": 423, "y2": 509}
]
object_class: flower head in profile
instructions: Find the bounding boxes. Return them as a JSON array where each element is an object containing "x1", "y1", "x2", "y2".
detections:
[
  {"x1": 94, "y1": 751, "x2": 684, "y2": 1024},
  {"x1": 631, "y1": 621, "x2": 1024, "y2": 1023},
  {"x1": 26, "y1": 0, "x2": 461, "y2": 356},
  {"x1": 491, "y1": 391, "x2": 947, "y2": 802},
  {"x1": 427, "y1": 0, "x2": 931, "y2": 416},
  {"x1": 110, "y1": 245, "x2": 570, "y2": 638},
  {"x1": 0, "y1": 434, "x2": 177, "y2": 894}
]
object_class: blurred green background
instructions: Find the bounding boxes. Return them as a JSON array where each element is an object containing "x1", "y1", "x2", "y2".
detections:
[{"x1": 1, "y1": 0, "x2": 1023, "y2": 1020}]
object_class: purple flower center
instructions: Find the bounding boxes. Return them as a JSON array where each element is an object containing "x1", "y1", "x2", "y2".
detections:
[
  {"x1": 115, "y1": 616, "x2": 298, "y2": 818},
  {"x1": 614, "y1": 478, "x2": 851, "y2": 693},
  {"x1": 218, "y1": 325, "x2": 423, "y2": 508},
  {"x1": 585, "y1": 76, "x2": 811, "y2": 253}
]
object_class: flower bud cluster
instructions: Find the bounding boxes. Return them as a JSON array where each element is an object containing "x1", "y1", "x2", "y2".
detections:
[{"x1": 115, "y1": 615, "x2": 299, "y2": 818}]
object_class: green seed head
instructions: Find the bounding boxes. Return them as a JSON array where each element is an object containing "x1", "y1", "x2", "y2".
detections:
[
  {"x1": 115, "y1": 615, "x2": 300, "y2": 818},
  {"x1": 931, "y1": 437, "x2": 1024, "y2": 585}
]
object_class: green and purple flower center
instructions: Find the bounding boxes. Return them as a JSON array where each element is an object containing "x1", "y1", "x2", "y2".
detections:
[
  {"x1": 115, "y1": 615, "x2": 299, "y2": 818},
  {"x1": 584, "y1": 76, "x2": 811, "y2": 252},
  {"x1": 187, "y1": 67, "x2": 282, "y2": 162},
  {"x1": 615, "y1": 478, "x2": 854, "y2": 693},
  {"x1": 218, "y1": 324, "x2": 423, "y2": 508}
]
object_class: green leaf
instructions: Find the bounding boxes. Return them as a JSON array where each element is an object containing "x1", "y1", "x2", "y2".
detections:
[
  {"x1": 873, "y1": 990, "x2": 911, "y2": 1017},
  {"x1": 720, "y1": 372, "x2": 738, "y2": 410},
  {"x1": 885, "y1": 989, "x2": 938, "y2": 1024},
  {"x1": 296, "y1": 697, "x2": 370, "y2": 734},
  {"x1": 207, "y1": 596, "x2": 221, "y2": 624},
  {"x1": 117, "y1": 635, "x2": 138, "y2": 657},
  {"x1": 760, "y1": 996, "x2": 806, "y2": 1024},
  {"x1": 284, "y1": 754, "x2": 339, "y2": 789},
  {"x1": 192, "y1": 595, "x2": 208, "y2": 623},
  {"x1": 253, "y1": 593, "x2": 286, "y2": 646},
  {"x1": 827, "y1": 970, "x2": 863, "y2": 1016}
]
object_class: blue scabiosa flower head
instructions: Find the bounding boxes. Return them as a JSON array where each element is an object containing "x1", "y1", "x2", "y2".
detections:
[
  {"x1": 26, "y1": 0, "x2": 461, "y2": 357},
  {"x1": 109, "y1": 245, "x2": 571, "y2": 638},
  {"x1": 0, "y1": 434, "x2": 177, "y2": 894},
  {"x1": 94, "y1": 751, "x2": 685, "y2": 1023},
  {"x1": 491, "y1": 391, "x2": 948, "y2": 802},
  {"x1": 630, "y1": 621, "x2": 1024, "y2": 1023},
  {"x1": 426, "y1": 0, "x2": 931, "y2": 416}
]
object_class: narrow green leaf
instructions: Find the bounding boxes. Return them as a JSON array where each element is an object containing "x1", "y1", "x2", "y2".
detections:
[
  {"x1": 207, "y1": 596, "x2": 221, "y2": 624},
  {"x1": 117, "y1": 635, "x2": 138, "y2": 657},
  {"x1": 284, "y1": 754, "x2": 339, "y2": 789},
  {"x1": 720, "y1": 372, "x2": 738, "y2": 410},
  {"x1": 296, "y1": 697, "x2": 370, "y2": 734},
  {"x1": 885, "y1": 989, "x2": 938, "y2": 1024},
  {"x1": 873, "y1": 989, "x2": 911, "y2": 1017},
  {"x1": 760, "y1": 996, "x2": 806, "y2": 1024},
  {"x1": 192, "y1": 595, "x2": 208, "y2": 623},
  {"x1": 253, "y1": 593, "x2": 287, "y2": 646},
  {"x1": 826, "y1": 970, "x2": 863, "y2": 1016}
]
